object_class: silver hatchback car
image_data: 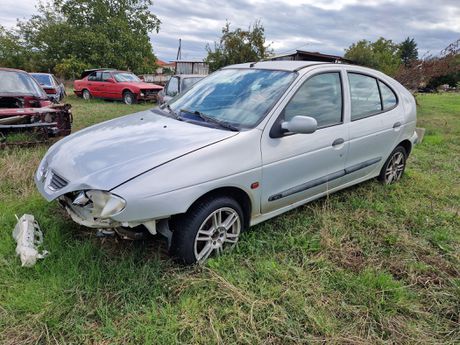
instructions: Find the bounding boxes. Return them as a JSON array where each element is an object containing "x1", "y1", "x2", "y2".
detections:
[{"x1": 36, "y1": 61, "x2": 417, "y2": 264}]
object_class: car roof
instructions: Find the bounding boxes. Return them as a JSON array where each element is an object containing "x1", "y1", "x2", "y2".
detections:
[
  {"x1": 223, "y1": 60, "x2": 329, "y2": 71},
  {"x1": 173, "y1": 74, "x2": 206, "y2": 78},
  {"x1": 30, "y1": 72, "x2": 53, "y2": 76},
  {"x1": 0, "y1": 67, "x2": 27, "y2": 73}
]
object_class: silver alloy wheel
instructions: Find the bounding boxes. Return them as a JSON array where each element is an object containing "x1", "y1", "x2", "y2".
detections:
[
  {"x1": 82, "y1": 90, "x2": 91, "y2": 100},
  {"x1": 384, "y1": 151, "x2": 405, "y2": 184},
  {"x1": 123, "y1": 93, "x2": 133, "y2": 105},
  {"x1": 194, "y1": 207, "x2": 241, "y2": 263}
]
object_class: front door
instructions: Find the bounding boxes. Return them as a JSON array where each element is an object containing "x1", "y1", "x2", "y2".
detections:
[{"x1": 261, "y1": 70, "x2": 349, "y2": 214}]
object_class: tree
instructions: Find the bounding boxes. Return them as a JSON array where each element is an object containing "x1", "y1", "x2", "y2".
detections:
[
  {"x1": 395, "y1": 39, "x2": 460, "y2": 90},
  {"x1": 344, "y1": 37, "x2": 401, "y2": 76},
  {"x1": 14, "y1": 0, "x2": 161, "y2": 74},
  {"x1": 399, "y1": 37, "x2": 418, "y2": 66},
  {"x1": 0, "y1": 26, "x2": 35, "y2": 70},
  {"x1": 205, "y1": 21, "x2": 272, "y2": 72}
]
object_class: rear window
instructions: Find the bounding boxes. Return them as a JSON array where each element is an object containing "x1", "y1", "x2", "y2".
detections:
[
  {"x1": 31, "y1": 74, "x2": 52, "y2": 86},
  {"x1": 0, "y1": 71, "x2": 47, "y2": 98}
]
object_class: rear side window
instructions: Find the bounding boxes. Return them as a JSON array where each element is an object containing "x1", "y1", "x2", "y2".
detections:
[
  {"x1": 284, "y1": 72, "x2": 343, "y2": 128},
  {"x1": 88, "y1": 72, "x2": 97, "y2": 81},
  {"x1": 348, "y1": 73, "x2": 381, "y2": 120},
  {"x1": 379, "y1": 81, "x2": 397, "y2": 109},
  {"x1": 102, "y1": 72, "x2": 111, "y2": 81}
]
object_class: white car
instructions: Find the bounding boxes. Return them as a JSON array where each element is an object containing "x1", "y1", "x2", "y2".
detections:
[{"x1": 35, "y1": 61, "x2": 417, "y2": 264}]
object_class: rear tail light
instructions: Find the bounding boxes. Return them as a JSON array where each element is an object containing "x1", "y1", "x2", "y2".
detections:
[{"x1": 44, "y1": 88, "x2": 57, "y2": 94}]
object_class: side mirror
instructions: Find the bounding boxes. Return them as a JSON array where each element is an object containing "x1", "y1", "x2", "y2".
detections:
[{"x1": 281, "y1": 116, "x2": 317, "y2": 134}]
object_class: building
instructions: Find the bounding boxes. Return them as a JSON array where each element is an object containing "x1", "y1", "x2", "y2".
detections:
[
  {"x1": 172, "y1": 60, "x2": 209, "y2": 75},
  {"x1": 155, "y1": 60, "x2": 175, "y2": 75},
  {"x1": 268, "y1": 50, "x2": 352, "y2": 64}
]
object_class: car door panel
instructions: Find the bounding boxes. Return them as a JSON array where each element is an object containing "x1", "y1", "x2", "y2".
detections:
[{"x1": 260, "y1": 69, "x2": 349, "y2": 214}]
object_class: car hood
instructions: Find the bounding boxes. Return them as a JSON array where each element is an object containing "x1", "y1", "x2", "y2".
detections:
[
  {"x1": 40, "y1": 109, "x2": 237, "y2": 199},
  {"x1": 119, "y1": 81, "x2": 163, "y2": 89}
]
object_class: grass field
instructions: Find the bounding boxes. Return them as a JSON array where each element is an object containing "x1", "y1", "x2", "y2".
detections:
[{"x1": 0, "y1": 93, "x2": 459, "y2": 344}]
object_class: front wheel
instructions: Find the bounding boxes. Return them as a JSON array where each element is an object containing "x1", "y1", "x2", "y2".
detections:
[
  {"x1": 82, "y1": 89, "x2": 91, "y2": 100},
  {"x1": 123, "y1": 91, "x2": 136, "y2": 105},
  {"x1": 170, "y1": 196, "x2": 243, "y2": 265},
  {"x1": 378, "y1": 146, "x2": 407, "y2": 184}
]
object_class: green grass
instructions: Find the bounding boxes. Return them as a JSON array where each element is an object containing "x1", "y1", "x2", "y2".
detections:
[{"x1": 1, "y1": 93, "x2": 459, "y2": 344}]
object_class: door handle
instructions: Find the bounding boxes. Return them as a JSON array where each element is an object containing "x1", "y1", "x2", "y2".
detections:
[
  {"x1": 332, "y1": 138, "x2": 345, "y2": 147},
  {"x1": 393, "y1": 122, "x2": 401, "y2": 129}
]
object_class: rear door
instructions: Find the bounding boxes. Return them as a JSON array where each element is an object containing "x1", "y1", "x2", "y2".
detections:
[
  {"x1": 260, "y1": 68, "x2": 349, "y2": 214},
  {"x1": 341, "y1": 71, "x2": 403, "y2": 184}
]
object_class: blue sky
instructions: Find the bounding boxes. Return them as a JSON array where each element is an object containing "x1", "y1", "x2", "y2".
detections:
[{"x1": 1, "y1": 0, "x2": 459, "y2": 61}]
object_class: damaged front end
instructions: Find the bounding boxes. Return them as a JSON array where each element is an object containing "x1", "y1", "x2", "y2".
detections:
[{"x1": 0, "y1": 100, "x2": 72, "y2": 146}]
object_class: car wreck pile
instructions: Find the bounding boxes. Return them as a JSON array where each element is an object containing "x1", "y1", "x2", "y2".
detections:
[{"x1": 0, "y1": 68, "x2": 72, "y2": 147}]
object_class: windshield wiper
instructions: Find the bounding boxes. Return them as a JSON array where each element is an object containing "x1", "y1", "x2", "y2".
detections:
[
  {"x1": 164, "y1": 104, "x2": 181, "y2": 120},
  {"x1": 180, "y1": 109, "x2": 239, "y2": 131}
]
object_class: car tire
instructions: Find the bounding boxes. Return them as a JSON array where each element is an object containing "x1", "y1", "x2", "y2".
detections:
[
  {"x1": 123, "y1": 91, "x2": 136, "y2": 105},
  {"x1": 169, "y1": 196, "x2": 244, "y2": 265},
  {"x1": 378, "y1": 146, "x2": 407, "y2": 184},
  {"x1": 82, "y1": 89, "x2": 91, "y2": 100}
]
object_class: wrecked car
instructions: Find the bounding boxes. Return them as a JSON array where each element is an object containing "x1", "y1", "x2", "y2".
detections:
[
  {"x1": 35, "y1": 61, "x2": 417, "y2": 264},
  {"x1": 0, "y1": 68, "x2": 72, "y2": 144}
]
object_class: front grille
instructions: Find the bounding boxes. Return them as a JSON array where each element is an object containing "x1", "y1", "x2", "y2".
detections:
[
  {"x1": 144, "y1": 89, "x2": 159, "y2": 96},
  {"x1": 49, "y1": 171, "x2": 68, "y2": 190}
]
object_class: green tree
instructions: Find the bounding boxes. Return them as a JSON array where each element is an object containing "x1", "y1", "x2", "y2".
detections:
[
  {"x1": 0, "y1": 26, "x2": 35, "y2": 70},
  {"x1": 15, "y1": 0, "x2": 160, "y2": 74},
  {"x1": 344, "y1": 37, "x2": 401, "y2": 76},
  {"x1": 205, "y1": 21, "x2": 272, "y2": 72},
  {"x1": 399, "y1": 37, "x2": 418, "y2": 66}
]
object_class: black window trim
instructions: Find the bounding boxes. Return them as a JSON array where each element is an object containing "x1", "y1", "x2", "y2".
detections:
[
  {"x1": 347, "y1": 71, "x2": 399, "y2": 122},
  {"x1": 270, "y1": 70, "x2": 345, "y2": 138}
]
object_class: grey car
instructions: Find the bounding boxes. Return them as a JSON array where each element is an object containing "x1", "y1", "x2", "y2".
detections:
[
  {"x1": 35, "y1": 61, "x2": 417, "y2": 264},
  {"x1": 30, "y1": 73, "x2": 66, "y2": 103},
  {"x1": 157, "y1": 74, "x2": 205, "y2": 105}
]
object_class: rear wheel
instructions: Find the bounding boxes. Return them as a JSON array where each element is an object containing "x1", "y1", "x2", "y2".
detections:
[
  {"x1": 170, "y1": 196, "x2": 243, "y2": 265},
  {"x1": 378, "y1": 146, "x2": 407, "y2": 184},
  {"x1": 123, "y1": 91, "x2": 136, "y2": 105},
  {"x1": 82, "y1": 89, "x2": 91, "y2": 100}
]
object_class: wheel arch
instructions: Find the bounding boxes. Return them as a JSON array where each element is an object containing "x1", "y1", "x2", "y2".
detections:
[
  {"x1": 185, "y1": 186, "x2": 252, "y2": 230},
  {"x1": 397, "y1": 139, "x2": 412, "y2": 156}
]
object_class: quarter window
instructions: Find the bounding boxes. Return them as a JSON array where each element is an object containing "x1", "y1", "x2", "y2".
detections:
[
  {"x1": 379, "y1": 81, "x2": 397, "y2": 109},
  {"x1": 284, "y1": 72, "x2": 342, "y2": 128},
  {"x1": 348, "y1": 73, "x2": 381, "y2": 120}
]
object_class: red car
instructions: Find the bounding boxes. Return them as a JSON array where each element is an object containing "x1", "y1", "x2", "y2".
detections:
[{"x1": 74, "y1": 69, "x2": 163, "y2": 104}]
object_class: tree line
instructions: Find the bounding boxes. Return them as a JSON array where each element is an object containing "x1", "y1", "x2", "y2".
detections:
[{"x1": 0, "y1": 0, "x2": 160, "y2": 79}]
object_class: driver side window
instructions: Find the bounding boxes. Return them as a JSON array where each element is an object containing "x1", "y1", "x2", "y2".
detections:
[
  {"x1": 284, "y1": 72, "x2": 343, "y2": 128},
  {"x1": 166, "y1": 77, "x2": 179, "y2": 96}
]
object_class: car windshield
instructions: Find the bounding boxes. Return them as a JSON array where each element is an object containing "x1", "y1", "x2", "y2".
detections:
[
  {"x1": 31, "y1": 74, "x2": 52, "y2": 87},
  {"x1": 168, "y1": 69, "x2": 297, "y2": 128},
  {"x1": 113, "y1": 72, "x2": 141, "y2": 82},
  {"x1": 0, "y1": 71, "x2": 48, "y2": 98},
  {"x1": 182, "y1": 77, "x2": 203, "y2": 92}
]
